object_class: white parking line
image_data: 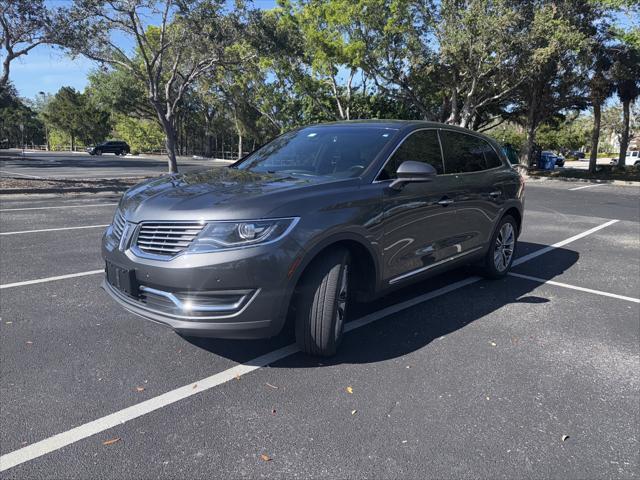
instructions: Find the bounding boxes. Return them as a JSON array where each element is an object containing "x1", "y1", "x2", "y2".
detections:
[
  {"x1": 0, "y1": 218, "x2": 619, "y2": 472},
  {"x1": 512, "y1": 219, "x2": 619, "y2": 266},
  {"x1": 569, "y1": 183, "x2": 605, "y2": 191},
  {"x1": 0, "y1": 203, "x2": 117, "y2": 212},
  {"x1": 0, "y1": 270, "x2": 104, "y2": 290},
  {"x1": 508, "y1": 272, "x2": 640, "y2": 303},
  {"x1": 0, "y1": 224, "x2": 109, "y2": 236}
]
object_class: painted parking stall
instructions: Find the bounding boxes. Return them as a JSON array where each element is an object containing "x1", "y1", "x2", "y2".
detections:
[{"x1": 0, "y1": 182, "x2": 638, "y2": 478}]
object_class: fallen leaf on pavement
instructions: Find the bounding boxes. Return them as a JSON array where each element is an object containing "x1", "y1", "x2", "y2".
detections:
[
  {"x1": 260, "y1": 454, "x2": 272, "y2": 462},
  {"x1": 346, "y1": 386, "x2": 353, "y2": 394},
  {"x1": 135, "y1": 387, "x2": 145, "y2": 392},
  {"x1": 192, "y1": 384, "x2": 198, "y2": 389},
  {"x1": 489, "y1": 341, "x2": 497, "y2": 347},
  {"x1": 561, "y1": 435, "x2": 570, "y2": 442},
  {"x1": 265, "y1": 383, "x2": 278, "y2": 389},
  {"x1": 271, "y1": 408, "x2": 276, "y2": 415},
  {"x1": 26, "y1": 341, "x2": 33, "y2": 345},
  {"x1": 102, "y1": 438, "x2": 121, "y2": 446},
  {"x1": 351, "y1": 410, "x2": 357, "y2": 415},
  {"x1": 235, "y1": 373, "x2": 241, "y2": 380}
]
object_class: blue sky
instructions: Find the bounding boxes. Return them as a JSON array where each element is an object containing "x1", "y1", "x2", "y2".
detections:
[{"x1": 11, "y1": 0, "x2": 279, "y2": 99}]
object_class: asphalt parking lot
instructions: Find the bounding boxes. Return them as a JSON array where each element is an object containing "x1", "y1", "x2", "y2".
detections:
[
  {"x1": 0, "y1": 180, "x2": 638, "y2": 478},
  {"x1": 0, "y1": 150, "x2": 232, "y2": 179}
]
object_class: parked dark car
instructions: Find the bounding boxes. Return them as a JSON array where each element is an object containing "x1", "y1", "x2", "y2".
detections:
[
  {"x1": 567, "y1": 150, "x2": 585, "y2": 160},
  {"x1": 87, "y1": 140, "x2": 130, "y2": 156},
  {"x1": 102, "y1": 121, "x2": 525, "y2": 356}
]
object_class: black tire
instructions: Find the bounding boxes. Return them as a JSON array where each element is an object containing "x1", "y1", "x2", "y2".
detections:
[
  {"x1": 481, "y1": 215, "x2": 518, "y2": 279},
  {"x1": 294, "y1": 248, "x2": 351, "y2": 357},
  {"x1": 95, "y1": 149, "x2": 102, "y2": 156}
]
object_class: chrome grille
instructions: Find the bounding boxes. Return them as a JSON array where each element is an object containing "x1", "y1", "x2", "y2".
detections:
[
  {"x1": 135, "y1": 222, "x2": 204, "y2": 256},
  {"x1": 112, "y1": 210, "x2": 126, "y2": 241}
]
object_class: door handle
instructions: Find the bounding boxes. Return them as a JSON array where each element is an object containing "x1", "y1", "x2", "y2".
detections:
[
  {"x1": 489, "y1": 191, "x2": 501, "y2": 198},
  {"x1": 437, "y1": 198, "x2": 454, "y2": 206}
]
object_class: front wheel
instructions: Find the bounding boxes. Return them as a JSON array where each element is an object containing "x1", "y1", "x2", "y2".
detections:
[
  {"x1": 482, "y1": 215, "x2": 518, "y2": 279},
  {"x1": 294, "y1": 248, "x2": 350, "y2": 357}
]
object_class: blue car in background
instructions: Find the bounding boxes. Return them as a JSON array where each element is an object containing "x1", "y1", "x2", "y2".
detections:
[{"x1": 540, "y1": 151, "x2": 564, "y2": 170}]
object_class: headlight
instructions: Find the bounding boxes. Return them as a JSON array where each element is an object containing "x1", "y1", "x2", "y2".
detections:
[{"x1": 188, "y1": 217, "x2": 299, "y2": 253}]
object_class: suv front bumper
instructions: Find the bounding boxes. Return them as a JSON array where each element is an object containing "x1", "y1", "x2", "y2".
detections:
[{"x1": 101, "y1": 235, "x2": 304, "y2": 339}]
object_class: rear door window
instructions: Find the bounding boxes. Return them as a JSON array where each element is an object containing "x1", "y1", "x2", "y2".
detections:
[
  {"x1": 379, "y1": 129, "x2": 444, "y2": 180},
  {"x1": 440, "y1": 131, "x2": 503, "y2": 173}
]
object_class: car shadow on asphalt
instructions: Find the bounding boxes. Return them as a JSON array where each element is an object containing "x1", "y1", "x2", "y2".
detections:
[{"x1": 184, "y1": 242, "x2": 578, "y2": 366}]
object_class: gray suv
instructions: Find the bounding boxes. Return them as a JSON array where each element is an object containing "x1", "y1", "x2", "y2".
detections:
[{"x1": 102, "y1": 121, "x2": 524, "y2": 356}]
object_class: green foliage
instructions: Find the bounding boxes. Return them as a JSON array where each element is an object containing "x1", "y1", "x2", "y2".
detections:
[
  {"x1": 113, "y1": 115, "x2": 165, "y2": 154},
  {"x1": 537, "y1": 116, "x2": 593, "y2": 151},
  {"x1": 486, "y1": 124, "x2": 527, "y2": 151},
  {"x1": 47, "y1": 127, "x2": 74, "y2": 150},
  {"x1": 43, "y1": 86, "x2": 111, "y2": 148},
  {"x1": 0, "y1": 85, "x2": 45, "y2": 146}
]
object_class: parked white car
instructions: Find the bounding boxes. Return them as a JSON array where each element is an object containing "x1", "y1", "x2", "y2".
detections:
[{"x1": 610, "y1": 150, "x2": 640, "y2": 166}]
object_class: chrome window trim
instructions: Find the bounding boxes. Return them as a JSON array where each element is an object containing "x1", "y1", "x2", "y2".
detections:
[
  {"x1": 438, "y1": 129, "x2": 508, "y2": 174},
  {"x1": 372, "y1": 127, "x2": 443, "y2": 183},
  {"x1": 372, "y1": 127, "x2": 507, "y2": 184},
  {"x1": 388, "y1": 246, "x2": 483, "y2": 285},
  {"x1": 128, "y1": 217, "x2": 300, "y2": 261}
]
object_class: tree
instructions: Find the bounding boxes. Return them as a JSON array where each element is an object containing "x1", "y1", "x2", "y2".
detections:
[
  {"x1": 434, "y1": 0, "x2": 529, "y2": 128},
  {"x1": 0, "y1": 0, "x2": 68, "y2": 91},
  {"x1": 43, "y1": 86, "x2": 110, "y2": 149},
  {"x1": 611, "y1": 43, "x2": 640, "y2": 166},
  {"x1": 0, "y1": 84, "x2": 45, "y2": 147},
  {"x1": 587, "y1": 42, "x2": 615, "y2": 173},
  {"x1": 510, "y1": 1, "x2": 597, "y2": 166},
  {"x1": 601, "y1": 103, "x2": 639, "y2": 151},
  {"x1": 536, "y1": 113, "x2": 592, "y2": 151},
  {"x1": 61, "y1": 0, "x2": 247, "y2": 173}
]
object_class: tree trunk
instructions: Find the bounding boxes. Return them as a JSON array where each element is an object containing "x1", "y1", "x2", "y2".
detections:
[
  {"x1": 237, "y1": 133, "x2": 243, "y2": 160},
  {"x1": 588, "y1": 102, "x2": 601, "y2": 173},
  {"x1": 618, "y1": 99, "x2": 630, "y2": 168},
  {"x1": 160, "y1": 116, "x2": 178, "y2": 173},
  {"x1": 70, "y1": 134, "x2": 75, "y2": 152},
  {"x1": 524, "y1": 124, "x2": 536, "y2": 168},
  {"x1": 153, "y1": 102, "x2": 179, "y2": 173}
]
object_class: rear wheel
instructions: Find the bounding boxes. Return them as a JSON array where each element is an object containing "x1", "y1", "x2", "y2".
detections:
[
  {"x1": 481, "y1": 215, "x2": 517, "y2": 279},
  {"x1": 294, "y1": 248, "x2": 350, "y2": 357},
  {"x1": 95, "y1": 149, "x2": 102, "y2": 156}
]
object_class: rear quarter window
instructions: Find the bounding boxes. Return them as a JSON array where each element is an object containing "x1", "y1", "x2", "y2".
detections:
[{"x1": 440, "y1": 130, "x2": 503, "y2": 173}]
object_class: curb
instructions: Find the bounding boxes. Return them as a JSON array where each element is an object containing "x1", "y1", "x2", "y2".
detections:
[{"x1": 524, "y1": 175, "x2": 640, "y2": 187}]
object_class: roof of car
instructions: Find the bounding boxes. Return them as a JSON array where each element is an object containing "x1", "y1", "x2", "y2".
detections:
[
  {"x1": 309, "y1": 120, "x2": 500, "y2": 142},
  {"x1": 312, "y1": 119, "x2": 447, "y2": 128}
]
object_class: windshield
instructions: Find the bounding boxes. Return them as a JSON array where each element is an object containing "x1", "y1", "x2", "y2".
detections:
[{"x1": 234, "y1": 126, "x2": 398, "y2": 178}]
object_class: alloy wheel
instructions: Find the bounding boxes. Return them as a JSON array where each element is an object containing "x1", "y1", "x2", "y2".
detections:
[{"x1": 494, "y1": 223, "x2": 515, "y2": 272}]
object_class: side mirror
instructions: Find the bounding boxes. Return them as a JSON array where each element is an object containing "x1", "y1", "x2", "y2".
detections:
[{"x1": 389, "y1": 161, "x2": 437, "y2": 191}]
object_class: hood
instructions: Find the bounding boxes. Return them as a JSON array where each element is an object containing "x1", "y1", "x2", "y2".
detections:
[{"x1": 120, "y1": 167, "x2": 347, "y2": 222}]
